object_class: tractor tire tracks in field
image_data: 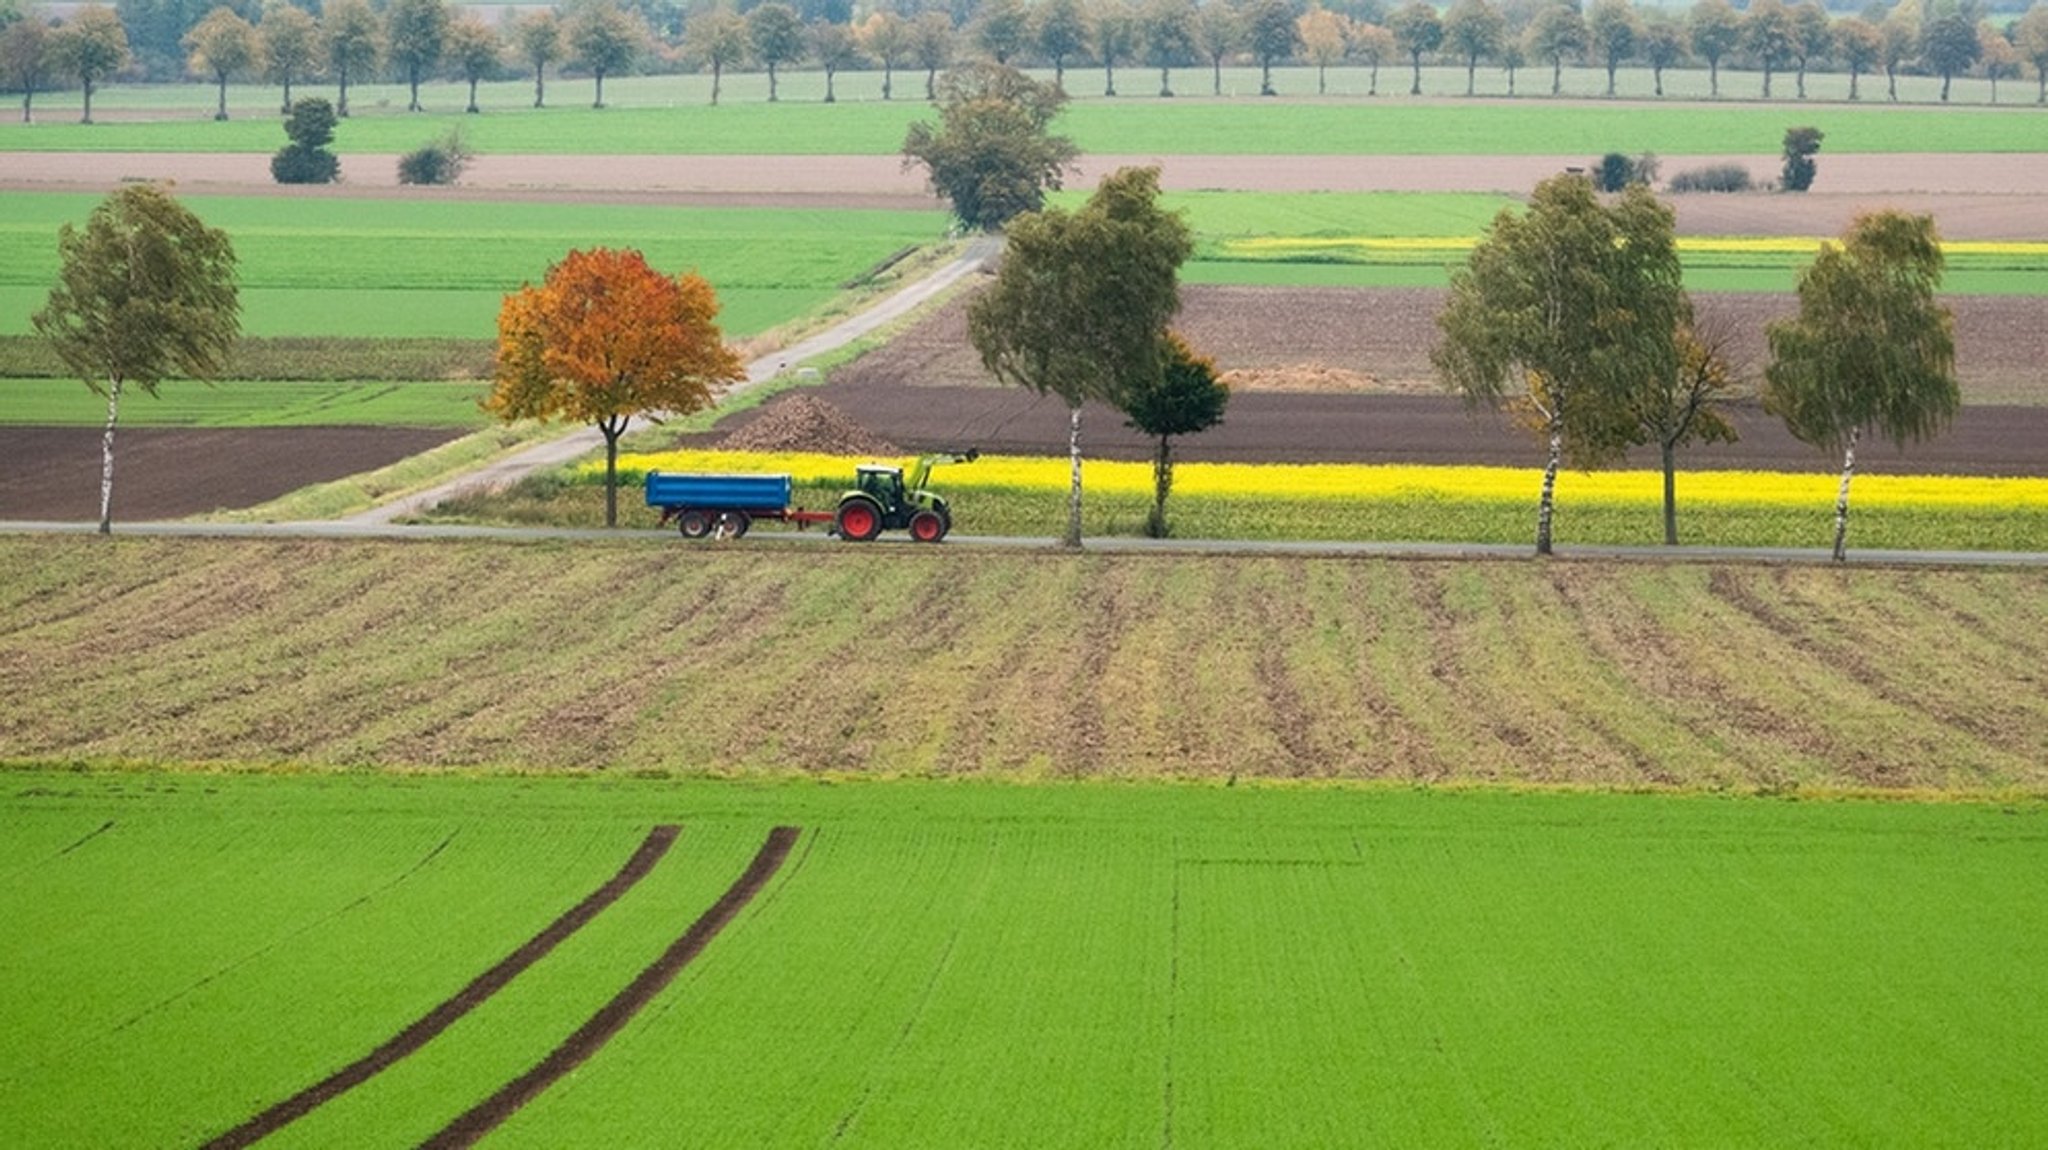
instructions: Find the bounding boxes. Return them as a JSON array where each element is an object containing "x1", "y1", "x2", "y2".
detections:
[
  {"x1": 200, "y1": 824, "x2": 681, "y2": 1150},
  {"x1": 420, "y1": 825, "x2": 800, "y2": 1150}
]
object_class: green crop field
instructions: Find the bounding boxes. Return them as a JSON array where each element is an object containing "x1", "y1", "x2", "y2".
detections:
[
  {"x1": 5, "y1": 86, "x2": 2044, "y2": 155},
  {"x1": 0, "y1": 192, "x2": 948, "y2": 340},
  {"x1": 3, "y1": 769, "x2": 2045, "y2": 1148},
  {"x1": 0, "y1": 378, "x2": 493, "y2": 427}
]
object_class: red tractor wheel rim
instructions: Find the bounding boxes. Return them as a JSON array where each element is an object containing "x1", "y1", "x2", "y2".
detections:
[
  {"x1": 842, "y1": 505, "x2": 876, "y2": 538},
  {"x1": 912, "y1": 514, "x2": 942, "y2": 541}
]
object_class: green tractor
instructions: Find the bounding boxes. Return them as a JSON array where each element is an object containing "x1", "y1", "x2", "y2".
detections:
[{"x1": 832, "y1": 450, "x2": 978, "y2": 543}]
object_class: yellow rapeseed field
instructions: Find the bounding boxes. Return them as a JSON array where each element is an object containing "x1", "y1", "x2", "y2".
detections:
[
  {"x1": 1217, "y1": 236, "x2": 2048, "y2": 260},
  {"x1": 603, "y1": 451, "x2": 2048, "y2": 512}
]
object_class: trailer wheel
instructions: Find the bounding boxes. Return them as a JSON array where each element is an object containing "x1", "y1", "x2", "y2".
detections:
[
  {"x1": 909, "y1": 510, "x2": 946, "y2": 543},
  {"x1": 677, "y1": 510, "x2": 712, "y2": 539},
  {"x1": 714, "y1": 510, "x2": 751, "y2": 539},
  {"x1": 835, "y1": 497, "x2": 882, "y2": 542}
]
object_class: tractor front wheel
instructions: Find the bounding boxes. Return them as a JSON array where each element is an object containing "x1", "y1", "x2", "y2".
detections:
[
  {"x1": 835, "y1": 497, "x2": 883, "y2": 542},
  {"x1": 909, "y1": 510, "x2": 947, "y2": 543}
]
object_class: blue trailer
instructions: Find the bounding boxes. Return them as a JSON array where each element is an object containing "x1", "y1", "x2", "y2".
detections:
[
  {"x1": 644, "y1": 472, "x2": 829, "y2": 538},
  {"x1": 646, "y1": 452, "x2": 977, "y2": 543}
]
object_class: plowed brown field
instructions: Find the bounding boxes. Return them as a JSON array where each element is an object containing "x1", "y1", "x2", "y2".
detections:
[
  {"x1": 787, "y1": 285, "x2": 2048, "y2": 475},
  {"x1": 0, "y1": 427, "x2": 465, "y2": 521}
]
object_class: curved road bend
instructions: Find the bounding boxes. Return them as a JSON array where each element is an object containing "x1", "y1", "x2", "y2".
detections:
[
  {"x1": 344, "y1": 234, "x2": 1004, "y2": 525},
  {"x1": 4, "y1": 519, "x2": 2043, "y2": 568}
]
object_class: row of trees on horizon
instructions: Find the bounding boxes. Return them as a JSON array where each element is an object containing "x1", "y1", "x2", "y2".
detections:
[{"x1": 5, "y1": 0, "x2": 2047, "y2": 122}]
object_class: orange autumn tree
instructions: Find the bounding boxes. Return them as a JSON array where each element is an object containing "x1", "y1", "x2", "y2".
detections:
[{"x1": 489, "y1": 248, "x2": 746, "y2": 526}]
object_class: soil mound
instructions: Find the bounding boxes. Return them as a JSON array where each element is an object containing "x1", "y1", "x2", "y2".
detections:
[{"x1": 718, "y1": 394, "x2": 900, "y2": 456}]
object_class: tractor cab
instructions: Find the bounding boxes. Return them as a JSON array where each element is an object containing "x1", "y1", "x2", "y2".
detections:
[{"x1": 853, "y1": 465, "x2": 908, "y2": 512}]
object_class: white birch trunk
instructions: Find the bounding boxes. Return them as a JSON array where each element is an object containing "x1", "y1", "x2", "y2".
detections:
[
  {"x1": 1065, "y1": 403, "x2": 1084, "y2": 549},
  {"x1": 98, "y1": 377, "x2": 122, "y2": 535},
  {"x1": 1832, "y1": 426, "x2": 1858, "y2": 562},
  {"x1": 1535, "y1": 417, "x2": 1561, "y2": 556}
]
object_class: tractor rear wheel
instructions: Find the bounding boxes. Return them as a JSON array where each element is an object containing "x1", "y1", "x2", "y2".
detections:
[
  {"x1": 677, "y1": 510, "x2": 712, "y2": 539},
  {"x1": 835, "y1": 497, "x2": 883, "y2": 542},
  {"x1": 909, "y1": 510, "x2": 946, "y2": 543}
]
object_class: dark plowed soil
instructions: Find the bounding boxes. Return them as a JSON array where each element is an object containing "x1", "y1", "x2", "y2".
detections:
[
  {"x1": 420, "y1": 826, "x2": 801, "y2": 1150},
  {"x1": 825, "y1": 286, "x2": 2048, "y2": 407},
  {"x1": 200, "y1": 825, "x2": 680, "y2": 1150},
  {"x1": 791, "y1": 282, "x2": 2048, "y2": 475},
  {"x1": 780, "y1": 380, "x2": 2048, "y2": 477},
  {"x1": 0, "y1": 427, "x2": 467, "y2": 521}
]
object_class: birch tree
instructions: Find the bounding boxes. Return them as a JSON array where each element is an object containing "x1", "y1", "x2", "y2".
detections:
[
  {"x1": 1763, "y1": 211, "x2": 1957, "y2": 562},
  {"x1": 32, "y1": 185, "x2": 239, "y2": 535},
  {"x1": 968, "y1": 166, "x2": 1192, "y2": 548},
  {"x1": 1432, "y1": 175, "x2": 1686, "y2": 556}
]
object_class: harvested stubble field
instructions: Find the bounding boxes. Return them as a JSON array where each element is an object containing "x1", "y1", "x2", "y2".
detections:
[
  {"x1": 3, "y1": 536, "x2": 2044, "y2": 789},
  {"x1": 4, "y1": 770, "x2": 2047, "y2": 1148}
]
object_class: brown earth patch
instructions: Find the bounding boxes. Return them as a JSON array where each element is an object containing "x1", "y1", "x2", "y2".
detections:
[
  {"x1": 10, "y1": 152, "x2": 2048, "y2": 218},
  {"x1": 717, "y1": 393, "x2": 900, "y2": 455},
  {"x1": 794, "y1": 282, "x2": 2048, "y2": 474},
  {"x1": 201, "y1": 825, "x2": 681, "y2": 1150},
  {"x1": 420, "y1": 825, "x2": 800, "y2": 1150},
  {"x1": 0, "y1": 427, "x2": 467, "y2": 521}
]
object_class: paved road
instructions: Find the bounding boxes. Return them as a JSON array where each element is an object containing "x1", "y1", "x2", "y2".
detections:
[
  {"x1": 7, "y1": 518, "x2": 2043, "y2": 568},
  {"x1": 344, "y1": 234, "x2": 1003, "y2": 525}
]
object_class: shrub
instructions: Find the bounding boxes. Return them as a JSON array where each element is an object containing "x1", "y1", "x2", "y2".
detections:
[
  {"x1": 1593, "y1": 151, "x2": 1661, "y2": 193},
  {"x1": 271, "y1": 97, "x2": 339, "y2": 185},
  {"x1": 397, "y1": 130, "x2": 474, "y2": 186},
  {"x1": 1781, "y1": 126, "x2": 1824, "y2": 193},
  {"x1": 1667, "y1": 163, "x2": 1754, "y2": 193}
]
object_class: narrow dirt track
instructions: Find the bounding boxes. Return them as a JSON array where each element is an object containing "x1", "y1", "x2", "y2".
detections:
[
  {"x1": 418, "y1": 826, "x2": 801, "y2": 1150},
  {"x1": 200, "y1": 825, "x2": 681, "y2": 1150}
]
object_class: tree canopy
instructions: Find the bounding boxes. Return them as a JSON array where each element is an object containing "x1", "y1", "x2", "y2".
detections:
[
  {"x1": 902, "y1": 61, "x2": 1078, "y2": 233},
  {"x1": 182, "y1": 6, "x2": 258, "y2": 122},
  {"x1": 570, "y1": 0, "x2": 646, "y2": 108},
  {"x1": 488, "y1": 248, "x2": 746, "y2": 527},
  {"x1": 1432, "y1": 175, "x2": 1687, "y2": 555},
  {"x1": 1120, "y1": 332, "x2": 1228, "y2": 538},
  {"x1": 385, "y1": 0, "x2": 450, "y2": 112},
  {"x1": 258, "y1": 4, "x2": 319, "y2": 114},
  {"x1": 33, "y1": 184, "x2": 239, "y2": 534},
  {"x1": 50, "y1": 4, "x2": 129, "y2": 124},
  {"x1": 967, "y1": 165, "x2": 1191, "y2": 547},
  {"x1": 1763, "y1": 210, "x2": 1957, "y2": 560}
]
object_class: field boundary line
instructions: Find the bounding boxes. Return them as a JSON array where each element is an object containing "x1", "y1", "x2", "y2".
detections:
[
  {"x1": 419, "y1": 825, "x2": 802, "y2": 1150},
  {"x1": 199, "y1": 824, "x2": 682, "y2": 1150}
]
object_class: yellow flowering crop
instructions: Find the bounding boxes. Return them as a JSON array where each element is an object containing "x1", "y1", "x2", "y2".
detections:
[
  {"x1": 1215, "y1": 236, "x2": 2048, "y2": 261},
  {"x1": 602, "y1": 450, "x2": 2048, "y2": 512}
]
